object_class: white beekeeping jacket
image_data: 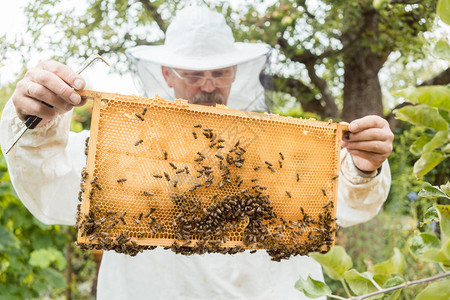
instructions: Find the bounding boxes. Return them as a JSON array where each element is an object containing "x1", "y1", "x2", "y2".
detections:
[{"x1": 0, "y1": 97, "x2": 390, "y2": 300}]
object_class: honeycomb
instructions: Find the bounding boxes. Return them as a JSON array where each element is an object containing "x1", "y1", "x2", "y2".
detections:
[{"x1": 75, "y1": 89, "x2": 348, "y2": 261}]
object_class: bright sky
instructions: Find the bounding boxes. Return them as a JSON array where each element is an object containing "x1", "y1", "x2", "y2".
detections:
[{"x1": 0, "y1": 0, "x2": 137, "y2": 94}]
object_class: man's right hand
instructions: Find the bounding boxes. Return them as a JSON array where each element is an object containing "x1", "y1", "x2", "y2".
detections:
[{"x1": 12, "y1": 60, "x2": 86, "y2": 126}]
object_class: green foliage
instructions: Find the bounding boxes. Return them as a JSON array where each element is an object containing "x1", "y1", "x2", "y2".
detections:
[
  {"x1": 298, "y1": 58, "x2": 450, "y2": 298},
  {"x1": 294, "y1": 275, "x2": 332, "y2": 298},
  {"x1": 394, "y1": 85, "x2": 450, "y2": 179},
  {"x1": 0, "y1": 153, "x2": 68, "y2": 298},
  {"x1": 415, "y1": 279, "x2": 450, "y2": 300},
  {"x1": 309, "y1": 246, "x2": 353, "y2": 281},
  {"x1": 437, "y1": 0, "x2": 450, "y2": 24}
]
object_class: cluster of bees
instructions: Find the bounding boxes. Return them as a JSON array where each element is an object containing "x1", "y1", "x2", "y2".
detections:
[{"x1": 76, "y1": 113, "x2": 338, "y2": 261}]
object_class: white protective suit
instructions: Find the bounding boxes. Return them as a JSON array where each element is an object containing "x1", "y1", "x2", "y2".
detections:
[{"x1": 0, "y1": 96, "x2": 390, "y2": 300}]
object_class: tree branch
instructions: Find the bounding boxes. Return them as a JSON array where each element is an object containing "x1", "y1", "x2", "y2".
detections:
[
  {"x1": 304, "y1": 61, "x2": 339, "y2": 118},
  {"x1": 350, "y1": 271, "x2": 450, "y2": 300},
  {"x1": 419, "y1": 68, "x2": 450, "y2": 86},
  {"x1": 296, "y1": 0, "x2": 316, "y2": 20},
  {"x1": 390, "y1": 0, "x2": 423, "y2": 4},
  {"x1": 138, "y1": 0, "x2": 167, "y2": 32},
  {"x1": 267, "y1": 74, "x2": 327, "y2": 117}
]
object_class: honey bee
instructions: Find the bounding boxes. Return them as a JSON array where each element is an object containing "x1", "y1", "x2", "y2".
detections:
[
  {"x1": 143, "y1": 191, "x2": 153, "y2": 196},
  {"x1": 173, "y1": 180, "x2": 178, "y2": 187},
  {"x1": 268, "y1": 166, "x2": 275, "y2": 173},
  {"x1": 215, "y1": 154, "x2": 224, "y2": 160},
  {"x1": 137, "y1": 231, "x2": 147, "y2": 238},
  {"x1": 153, "y1": 174, "x2": 162, "y2": 179},
  {"x1": 176, "y1": 169, "x2": 185, "y2": 174},
  {"x1": 164, "y1": 172, "x2": 170, "y2": 181},
  {"x1": 169, "y1": 162, "x2": 177, "y2": 169},
  {"x1": 297, "y1": 173, "x2": 300, "y2": 182},
  {"x1": 192, "y1": 131, "x2": 198, "y2": 139},
  {"x1": 264, "y1": 161, "x2": 272, "y2": 166},
  {"x1": 278, "y1": 160, "x2": 282, "y2": 168},
  {"x1": 332, "y1": 174, "x2": 339, "y2": 180},
  {"x1": 117, "y1": 178, "x2": 127, "y2": 183},
  {"x1": 321, "y1": 188, "x2": 327, "y2": 196},
  {"x1": 254, "y1": 165, "x2": 261, "y2": 171},
  {"x1": 135, "y1": 113, "x2": 144, "y2": 121},
  {"x1": 194, "y1": 124, "x2": 202, "y2": 128},
  {"x1": 184, "y1": 166, "x2": 190, "y2": 174},
  {"x1": 142, "y1": 106, "x2": 148, "y2": 116},
  {"x1": 134, "y1": 139, "x2": 143, "y2": 146},
  {"x1": 217, "y1": 145, "x2": 225, "y2": 149},
  {"x1": 235, "y1": 174, "x2": 241, "y2": 183},
  {"x1": 285, "y1": 191, "x2": 292, "y2": 198}
]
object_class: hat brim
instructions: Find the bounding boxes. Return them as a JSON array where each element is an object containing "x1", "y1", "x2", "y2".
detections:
[{"x1": 126, "y1": 42, "x2": 270, "y2": 71}]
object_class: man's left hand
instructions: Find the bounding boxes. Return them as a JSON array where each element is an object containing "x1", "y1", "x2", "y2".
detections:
[{"x1": 341, "y1": 115, "x2": 394, "y2": 173}]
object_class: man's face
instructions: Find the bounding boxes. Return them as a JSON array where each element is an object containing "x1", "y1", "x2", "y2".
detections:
[{"x1": 161, "y1": 66, "x2": 236, "y2": 106}]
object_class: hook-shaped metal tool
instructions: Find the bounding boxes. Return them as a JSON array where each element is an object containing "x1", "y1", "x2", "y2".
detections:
[{"x1": 4, "y1": 53, "x2": 110, "y2": 154}]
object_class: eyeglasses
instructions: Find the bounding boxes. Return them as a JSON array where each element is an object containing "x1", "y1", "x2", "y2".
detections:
[{"x1": 170, "y1": 68, "x2": 234, "y2": 87}]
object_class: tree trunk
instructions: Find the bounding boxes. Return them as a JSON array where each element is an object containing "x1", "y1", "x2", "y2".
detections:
[
  {"x1": 341, "y1": 8, "x2": 389, "y2": 122},
  {"x1": 342, "y1": 53, "x2": 385, "y2": 121}
]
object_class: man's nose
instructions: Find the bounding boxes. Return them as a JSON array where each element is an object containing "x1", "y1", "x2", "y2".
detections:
[{"x1": 201, "y1": 78, "x2": 216, "y2": 93}]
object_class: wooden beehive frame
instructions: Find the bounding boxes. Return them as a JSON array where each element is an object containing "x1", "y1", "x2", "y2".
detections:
[{"x1": 75, "y1": 89, "x2": 348, "y2": 261}]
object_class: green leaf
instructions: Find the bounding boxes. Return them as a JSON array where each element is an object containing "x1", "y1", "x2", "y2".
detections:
[
  {"x1": 382, "y1": 276, "x2": 404, "y2": 300},
  {"x1": 443, "y1": 240, "x2": 450, "y2": 260},
  {"x1": 433, "y1": 39, "x2": 450, "y2": 59},
  {"x1": 343, "y1": 269, "x2": 380, "y2": 298},
  {"x1": 395, "y1": 105, "x2": 448, "y2": 131},
  {"x1": 409, "y1": 233, "x2": 450, "y2": 265},
  {"x1": 422, "y1": 131, "x2": 448, "y2": 153},
  {"x1": 410, "y1": 135, "x2": 432, "y2": 156},
  {"x1": 373, "y1": 0, "x2": 389, "y2": 10},
  {"x1": 415, "y1": 278, "x2": 450, "y2": 300},
  {"x1": 309, "y1": 246, "x2": 353, "y2": 280},
  {"x1": 443, "y1": 143, "x2": 450, "y2": 153},
  {"x1": 29, "y1": 248, "x2": 67, "y2": 270},
  {"x1": 394, "y1": 86, "x2": 450, "y2": 111},
  {"x1": 419, "y1": 182, "x2": 450, "y2": 200},
  {"x1": 441, "y1": 182, "x2": 450, "y2": 195},
  {"x1": 414, "y1": 151, "x2": 444, "y2": 178},
  {"x1": 436, "y1": 205, "x2": 450, "y2": 243},
  {"x1": 294, "y1": 275, "x2": 331, "y2": 298},
  {"x1": 0, "y1": 225, "x2": 19, "y2": 251},
  {"x1": 420, "y1": 206, "x2": 439, "y2": 227},
  {"x1": 437, "y1": 0, "x2": 450, "y2": 25},
  {"x1": 40, "y1": 268, "x2": 66, "y2": 289},
  {"x1": 372, "y1": 248, "x2": 406, "y2": 275}
]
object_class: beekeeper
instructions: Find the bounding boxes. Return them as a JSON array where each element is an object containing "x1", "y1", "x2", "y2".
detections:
[{"x1": 0, "y1": 6, "x2": 393, "y2": 300}]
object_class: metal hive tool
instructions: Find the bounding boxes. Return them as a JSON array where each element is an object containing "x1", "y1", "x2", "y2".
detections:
[{"x1": 75, "y1": 89, "x2": 348, "y2": 261}]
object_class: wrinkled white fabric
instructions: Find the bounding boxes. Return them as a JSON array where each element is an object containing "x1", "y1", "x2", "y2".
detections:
[{"x1": 0, "y1": 98, "x2": 390, "y2": 300}]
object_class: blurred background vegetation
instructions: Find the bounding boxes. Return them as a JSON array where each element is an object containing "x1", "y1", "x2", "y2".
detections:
[{"x1": 0, "y1": 0, "x2": 449, "y2": 299}]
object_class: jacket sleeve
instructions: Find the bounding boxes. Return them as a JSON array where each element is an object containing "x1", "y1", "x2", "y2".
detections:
[
  {"x1": 0, "y1": 99, "x2": 89, "y2": 225},
  {"x1": 336, "y1": 148, "x2": 391, "y2": 227}
]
